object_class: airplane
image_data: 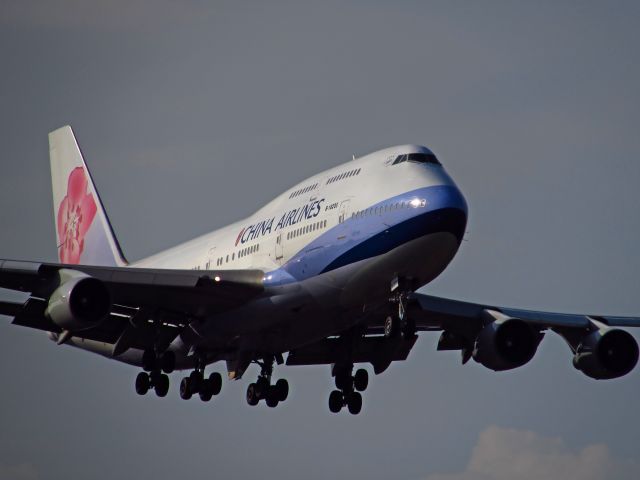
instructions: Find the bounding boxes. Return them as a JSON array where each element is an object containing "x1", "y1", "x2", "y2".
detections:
[{"x1": 1, "y1": 126, "x2": 639, "y2": 415}]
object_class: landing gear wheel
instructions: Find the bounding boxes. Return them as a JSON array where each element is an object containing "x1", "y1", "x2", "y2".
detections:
[
  {"x1": 208, "y1": 372, "x2": 222, "y2": 396},
  {"x1": 335, "y1": 371, "x2": 351, "y2": 391},
  {"x1": 347, "y1": 391, "x2": 362, "y2": 415},
  {"x1": 189, "y1": 370, "x2": 203, "y2": 393},
  {"x1": 265, "y1": 387, "x2": 279, "y2": 408},
  {"x1": 135, "y1": 372, "x2": 150, "y2": 395},
  {"x1": 274, "y1": 378, "x2": 289, "y2": 402},
  {"x1": 180, "y1": 377, "x2": 193, "y2": 400},
  {"x1": 142, "y1": 350, "x2": 156, "y2": 372},
  {"x1": 246, "y1": 383, "x2": 259, "y2": 406},
  {"x1": 255, "y1": 377, "x2": 269, "y2": 399},
  {"x1": 199, "y1": 380, "x2": 213, "y2": 402},
  {"x1": 354, "y1": 369, "x2": 368, "y2": 392},
  {"x1": 160, "y1": 351, "x2": 176, "y2": 374},
  {"x1": 384, "y1": 316, "x2": 398, "y2": 338},
  {"x1": 329, "y1": 390, "x2": 343, "y2": 413},
  {"x1": 155, "y1": 374, "x2": 170, "y2": 397}
]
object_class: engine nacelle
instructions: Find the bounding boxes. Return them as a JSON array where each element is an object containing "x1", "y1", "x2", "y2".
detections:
[
  {"x1": 45, "y1": 270, "x2": 111, "y2": 331},
  {"x1": 473, "y1": 313, "x2": 541, "y2": 371},
  {"x1": 573, "y1": 328, "x2": 639, "y2": 380}
]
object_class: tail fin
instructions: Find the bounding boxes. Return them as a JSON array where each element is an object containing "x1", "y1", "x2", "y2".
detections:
[{"x1": 49, "y1": 126, "x2": 128, "y2": 266}]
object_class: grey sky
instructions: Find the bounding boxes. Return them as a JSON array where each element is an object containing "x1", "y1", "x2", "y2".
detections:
[{"x1": 1, "y1": 1, "x2": 639, "y2": 479}]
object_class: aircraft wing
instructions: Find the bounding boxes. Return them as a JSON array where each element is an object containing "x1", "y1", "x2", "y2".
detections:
[
  {"x1": 408, "y1": 293, "x2": 640, "y2": 331},
  {"x1": 0, "y1": 259, "x2": 264, "y2": 355},
  {"x1": 404, "y1": 293, "x2": 640, "y2": 373},
  {"x1": 346, "y1": 292, "x2": 640, "y2": 376}
]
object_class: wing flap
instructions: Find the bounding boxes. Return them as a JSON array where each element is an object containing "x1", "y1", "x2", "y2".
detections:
[{"x1": 0, "y1": 260, "x2": 47, "y2": 292}]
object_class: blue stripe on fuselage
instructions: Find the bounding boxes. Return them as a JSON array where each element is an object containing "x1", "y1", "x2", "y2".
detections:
[{"x1": 264, "y1": 185, "x2": 467, "y2": 287}]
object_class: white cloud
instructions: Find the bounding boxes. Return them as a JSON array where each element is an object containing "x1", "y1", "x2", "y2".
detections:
[
  {"x1": 0, "y1": 463, "x2": 38, "y2": 480},
  {"x1": 425, "y1": 426, "x2": 639, "y2": 480}
]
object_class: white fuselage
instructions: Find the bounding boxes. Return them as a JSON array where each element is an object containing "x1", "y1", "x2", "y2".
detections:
[{"x1": 64, "y1": 144, "x2": 468, "y2": 369}]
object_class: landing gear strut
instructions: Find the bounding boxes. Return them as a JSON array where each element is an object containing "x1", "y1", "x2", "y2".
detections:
[
  {"x1": 135, "y1": 349, "x2": 175, "y2": 397},
  {"x1": 384, "y1": 277, "x2": 415, "y2": 339},
  {"x1": 328, "y1": 363, "x2": 368, "y2": 415},
  {"x1": 246, "y1": 356, "x2": 289, "y2": 408},
  {"x1": 179, "y1": 355, "x2": 222, "y2": 402}
]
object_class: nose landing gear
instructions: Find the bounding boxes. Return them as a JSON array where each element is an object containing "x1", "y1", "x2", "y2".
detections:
[{"x1": 385, "y1": 277, "x2": 416, "y2": 339}]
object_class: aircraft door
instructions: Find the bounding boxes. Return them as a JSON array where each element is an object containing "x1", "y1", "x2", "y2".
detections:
[
  {"x1": 275, "y1": 232, "x2": 284, "y2": 264},
  {"x1": 338, "y1": 200, "x2": 351, "y2": 224},
  {"x1": 207, "y1": 247, "x2": 216, "y2": 270}
]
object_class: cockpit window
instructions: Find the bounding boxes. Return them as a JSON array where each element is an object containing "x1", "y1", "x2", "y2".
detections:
[{"x1": 392, "y1": 153, "x2": 441, "y2": 166}]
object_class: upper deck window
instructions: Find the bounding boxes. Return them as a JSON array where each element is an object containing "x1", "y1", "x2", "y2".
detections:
[
  {"x1": 392, "y1": 153, "x2": 441, "y2": 166},
  {"x1": 326, "y1": 168, "x2": 361, "y2": 185}
]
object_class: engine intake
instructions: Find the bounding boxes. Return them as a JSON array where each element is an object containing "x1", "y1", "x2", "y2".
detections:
[
  {"x1": 573, "y1": 328, "x2": 638, "y2": 380},
  {"x1": 45, "y1": 271, "x2": 111, "y2": 331},
  {"x1": 473, "y1": 313, "x2": 541, "y2": 371}
]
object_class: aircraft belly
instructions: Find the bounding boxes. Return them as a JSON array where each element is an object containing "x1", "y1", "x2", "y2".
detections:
[{"x1": 340, "y1": 231, "x2": 460, "y2": 306}]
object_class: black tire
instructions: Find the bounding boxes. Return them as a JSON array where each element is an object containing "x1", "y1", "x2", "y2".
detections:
[
  {"x1": 179, "y1": 377, "x2": 192, "y2": 400},
  {"x1": 329, "y1": 390, "x2": 343, "y2": 413},
  {"x1": 354, "y1": 369, "x2": 368, "y2": 392},
  {"x1": 160, "y1": 351, "x2": 176, "y2": 374},
  {"x1": 335, "y1": 371, "x2": 351, "y2": 391},
  {"x1": 142, "y1": 350, "x2": 156, "y2": 372},
  {"x1": 275, "y1": 378, "x2": 289, "y2": 402},
  {"x1": 155, "y1": 374, "x2": 170, "y2": 397},
  {"x1": 150, "y1": 370, "x2": 162, "y2": 385},
  {"x1": 199, "y1": 380, "x2": 213, "y2": 402},
  {"x1": 135, "y1": 372, "x2": 150, "y2": 395},
  {"x1": 265, "y1": 387, "x2": 279, "y2": 408},
  {"x1": 189, "y1": 371, "x2": 203, "y2": 393},
  {"x1": 255, "y1": 377, "x2": 269, "y2": 399},
  {"x1": 246, "y1": 383, "x2": 259, "y2": 406},
  {"x1": 208, "y1": 372, "x2": 222, "y2": 396},
  {"x1": 384, "y1": 316, "x2": 398, "y2": 339},
  {"x1": 347, "y1": 391, "x2": 362, "y2": 415}
]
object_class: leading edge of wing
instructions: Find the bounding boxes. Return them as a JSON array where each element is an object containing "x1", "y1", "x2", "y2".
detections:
[
  {"x1": 0, "y1": 258, "x2": 265, "y2": 293},
  {"x1": 412, "y1": 293, "x2": 640, "y2": 329},
  {"x1": 0, "y1": 259, "x2": 266, "y2": 320}
]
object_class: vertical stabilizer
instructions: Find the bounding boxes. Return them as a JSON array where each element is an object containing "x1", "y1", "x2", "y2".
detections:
[{"x1": 49, "y1": 126, "x2": 128, "y2": 266}]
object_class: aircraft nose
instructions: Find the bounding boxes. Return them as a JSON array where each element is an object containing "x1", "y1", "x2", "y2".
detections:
[
  {"x1": 443, "y1": 184, "x2": 468, "y2": 216},
  {"x1": 425, "y1": 184, "x2": 468, "y2": 243}
]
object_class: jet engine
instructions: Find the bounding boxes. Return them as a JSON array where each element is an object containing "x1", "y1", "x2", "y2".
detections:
[
  {"x1": 573, "y1": 328, "x2": 639, "y2": 380},
  {"x1": 472, "y1": 311, "x2": 542, "y2": 371},
  {"x1": 45, "y1": 270, "x2": 111, "y2": 331}
]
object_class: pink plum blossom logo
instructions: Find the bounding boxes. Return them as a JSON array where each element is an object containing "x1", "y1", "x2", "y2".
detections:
[{"x1": 57, "y1": 167, "x2": 97, "y2": 264}]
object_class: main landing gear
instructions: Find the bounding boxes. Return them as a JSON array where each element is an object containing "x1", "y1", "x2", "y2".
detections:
[
  {"x1": 179, "y1": 357, "x2": 222, "y2": 402},
  {"x1": 135, "y1": 349, "x2": 175, "y2": 397},
  {"x1": 246, "y1": 356, "x2": 289, "y2": 408},
  {"x1": 329, "y1": 364, "x2": 368, "y2": 415},
  {"x1": 384, "y1": 277, "x2": 416, "y2": 339}
]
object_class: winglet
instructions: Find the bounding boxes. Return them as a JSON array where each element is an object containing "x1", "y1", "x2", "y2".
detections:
[{"x1": 49, "y1": 126, "x2": 128, "y2": 266}]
